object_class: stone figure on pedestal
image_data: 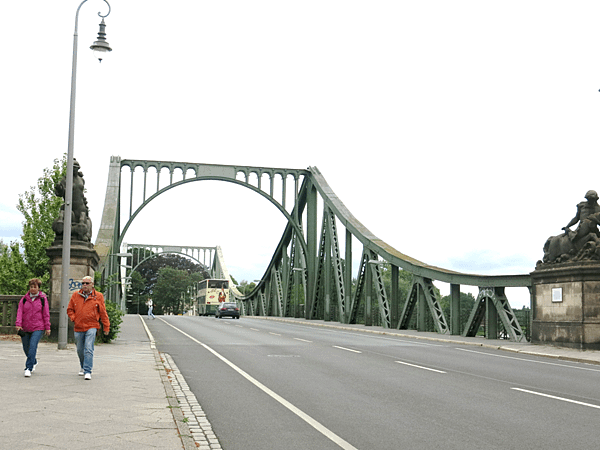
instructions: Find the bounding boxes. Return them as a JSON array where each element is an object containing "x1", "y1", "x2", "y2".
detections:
[
  {"x1": 532, "y1": 190, "x2": 600, "y2": 350},
  {"x1": 52, "y1": 159, "x2": 93, "y2": 243},
  {"x1": 539, "y1": 190, "x2": 600, "y2": 266},
  {"x1": 46, "y1": 159, "x2": 99, "y2": 317}
]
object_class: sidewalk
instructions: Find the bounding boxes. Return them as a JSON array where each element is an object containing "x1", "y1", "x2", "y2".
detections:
[
  {"x1": 253, "y1": 316, "x2": 600, "y2": 365},
  {"x1": 0, "y1": 315, "x2": 192, "y2": 450}
]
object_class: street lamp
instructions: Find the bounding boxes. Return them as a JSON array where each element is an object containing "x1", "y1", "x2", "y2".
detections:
[
  {"x1": 90, "y1": 18, "x2": 112, "y2": 62},
  {"x1": 58, "y1": 0, "x2": 113, "y2": 350}
]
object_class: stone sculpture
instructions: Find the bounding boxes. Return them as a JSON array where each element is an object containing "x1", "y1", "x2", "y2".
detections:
[
  {"x1": 539, "y1": 190, "x2": 600, "y2": 266},
  {"x1": 52, "y1": 159, "x2": 93, "y2": 243}
]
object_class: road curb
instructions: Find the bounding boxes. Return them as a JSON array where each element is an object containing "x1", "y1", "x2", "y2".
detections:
[
  {"x1": 140, "y1": 316, "x2": 196, "y2": 450},
  {"x1": 140, "y1": 316, "x2": 223, "y2": 450}
]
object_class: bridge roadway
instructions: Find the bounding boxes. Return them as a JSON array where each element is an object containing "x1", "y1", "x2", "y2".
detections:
[{"x1": 147, "y1": 316, "x2": 600, "y2": 450}]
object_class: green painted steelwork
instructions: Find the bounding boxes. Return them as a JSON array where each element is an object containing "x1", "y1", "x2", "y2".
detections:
[
  {"x1": 95, "y1": 158, "x2": 532, "y2": 341},
  {"x1": 399, "y1": 276, "x2": 450, "y2": 334},
  {"x1": 463, "y1": 287, "x2": 526, "y2": 342}
]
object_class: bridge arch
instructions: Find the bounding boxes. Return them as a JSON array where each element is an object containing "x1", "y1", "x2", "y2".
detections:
[{"x1": 116, "y1": 176, "x2": 308, "y2": 262}]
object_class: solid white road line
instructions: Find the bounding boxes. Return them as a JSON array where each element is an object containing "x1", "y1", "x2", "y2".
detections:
[
  {"x1": 511, "y1": 388, "x2": 600, "y2": 410},
  {"x1": 139, "y1": 315, "x2": 156, "y2": 349},
  {"x1": 161, "y1": 320, "x2": 359, "y2": 450},
  {"x1": 395, "y1": 360, "x2": 446, "y2": 373},
  {"x1": 293, "y1": 338, "x2": 312, "y2": 343}
]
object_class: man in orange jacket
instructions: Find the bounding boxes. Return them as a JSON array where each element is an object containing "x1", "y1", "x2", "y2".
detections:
[{"x1": 67, "y1": 276, "x2": 110, "y2": 380}]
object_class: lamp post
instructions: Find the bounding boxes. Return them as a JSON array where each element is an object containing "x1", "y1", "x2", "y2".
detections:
[{"x1": 58, "y1": 0, "x2": 112, "y2": 350}]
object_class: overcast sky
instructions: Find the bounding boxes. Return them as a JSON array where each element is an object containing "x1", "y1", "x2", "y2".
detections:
[{"x1": 3, "y1": 1, "x2": 600, "y2": 309}]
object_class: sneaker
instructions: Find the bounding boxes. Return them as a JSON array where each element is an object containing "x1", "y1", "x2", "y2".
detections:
[
  {"x1": 79, "y1": 369, "x2": 84, "y2": 376},
  {"x1": 24, "y1": 370, "x2": 32, "y2": 377},
  {"x1": 84, "y1": 373, "x2": 91, "y2": 380},
  {"x1": 32, "y1": 363, "x2": 37, "y2": 372}
]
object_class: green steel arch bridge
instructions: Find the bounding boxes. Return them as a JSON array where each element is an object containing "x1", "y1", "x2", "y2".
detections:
[{"x1": 95, "y1": 156, "x2": 531, "y2": 342}]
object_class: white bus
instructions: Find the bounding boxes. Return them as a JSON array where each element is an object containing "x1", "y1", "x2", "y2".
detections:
[{"x1": 197, "y1": 279, "x2": 229, "y2": 315}]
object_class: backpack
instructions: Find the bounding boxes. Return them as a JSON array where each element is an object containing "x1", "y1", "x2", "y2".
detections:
[{"x1": 22, "y1": 295, "x2": 45, "y2": 309}]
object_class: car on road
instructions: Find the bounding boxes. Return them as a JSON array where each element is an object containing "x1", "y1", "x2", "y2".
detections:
[{"x1": 215, "y1": 302, "x2": 240, "y2": 319}]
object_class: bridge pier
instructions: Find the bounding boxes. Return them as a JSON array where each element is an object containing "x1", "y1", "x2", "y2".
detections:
[{"x1": 531, "y1": 263, "x2": 600, "y2": 350}]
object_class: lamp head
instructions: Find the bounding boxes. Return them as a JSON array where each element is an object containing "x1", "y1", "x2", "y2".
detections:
[{"x1": 90, "y1": 18, "x2": 112, "y2": 62}]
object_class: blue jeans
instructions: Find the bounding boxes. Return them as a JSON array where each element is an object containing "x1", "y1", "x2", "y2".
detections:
[
  {"x1": 148, "y1": 306, "x2": 154, "y2": 319},
  {"x1": 21, "y1": 330, "x2": 44, "y2": 371},
  {"x1": 74, "y1": 328, "x2": 97, "y2": 374}
]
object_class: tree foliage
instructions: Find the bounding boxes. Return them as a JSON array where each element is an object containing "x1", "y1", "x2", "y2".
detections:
[
  {"x1": 440, "y1": 291, "x2": 476, "y2": 334},
  {"x1": 98, "y1": 300, "x2": 125, "y2": 343},
  {"x1": 125, "y1": 251, "x2": 207, "y2": 314},
  {"x1": 17, "y1": 156, "x2": 66, "y2": 283},
  {"x1": 0, "y1": 156, "x2": 66, "y2": 294},
  {"x1": 0, "y1": 240, "x2": 31, "y2": 294},
  {"x1": 127, "y1": 271, "x2": 147, "y2": 314},
  {"x1": 153, "y1": 267, "x2": 194, "y2": 315},
  {"x1": 133, "y1": 252, "x2": 208, "y2": 296}
]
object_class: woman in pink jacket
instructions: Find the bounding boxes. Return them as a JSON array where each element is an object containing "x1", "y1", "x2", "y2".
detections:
[{"x1": 15, "y1": 278, "x2": 51, "y2": 377}]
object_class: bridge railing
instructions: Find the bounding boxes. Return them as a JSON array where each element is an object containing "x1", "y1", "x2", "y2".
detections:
[{"x1": 0, "y1": 295, "x2": 20, "y2": 334}]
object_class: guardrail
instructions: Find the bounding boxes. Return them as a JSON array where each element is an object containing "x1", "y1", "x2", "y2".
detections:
[{"x1": 0, "y1": 295, "x2": 21, "y2": 334}]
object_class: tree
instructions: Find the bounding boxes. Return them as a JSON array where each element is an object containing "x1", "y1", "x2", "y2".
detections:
[
  {"x1": 153, "y1": 267, "x2": 193, "y2": 315},
  {"x1": 16, "y1": 155, "x2": 66, "y2": 283},
  {"x1": 0, "y1": 240, "x2": 31, "y2": 294},
  {"x1": 128, "y1": 271, "x2": 147, "y2": 314},
  {"x1": 236, "y1": 280, "x2": 257, "y2": 296},
  {"x1": 440, "y1": 291, "x2": 476, "y2": 334},
  {"x1": 133, "y1": 252, "x2": 208, "y2": 296}
]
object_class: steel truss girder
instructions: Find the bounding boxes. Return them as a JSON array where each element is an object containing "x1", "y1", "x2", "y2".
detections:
[
  {"x1": 348, "y1": 252, "x2": 369, "y2": 324},
  {"x1": 369, "y1": 259, "x2": 391, "y2": 328},
  {"x1": 311, "y1": 211, "x2": 328, "y2": 319},
  {"x1": 273, "y1": 268, "x2": 284, "y2": 317},
  {"x1": 463, "y1": 287, "x2": 525, "y2": 342},
  {"x1": 398, "y1": 276, "x2": 449, "y2": 334},
  {"x1": 246, "y1": 295, "x2": 255, "y2": 316},
  {"x1": 347, "y1": 249, "x2": 390, "y2": 328},
  {"x1": 285, "y1": 236, "x2": 297, "y2": 316},
  {"x1": 285, "y1": 232, "x2": 307, "y2": 317},
  {"x1": 311, "y1": 207, "x2": 346, "y2": 321},
  {"x1": 327, "y1": 207, "x2": 347, "y2": 322},
  {"x1": 258, "y1": 290, "x2": 267, "y2": 316}
]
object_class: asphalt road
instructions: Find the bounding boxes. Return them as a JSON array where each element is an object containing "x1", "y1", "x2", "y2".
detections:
[{"x1": 148, "y1": 316, "x2": 600, "y2": 450}]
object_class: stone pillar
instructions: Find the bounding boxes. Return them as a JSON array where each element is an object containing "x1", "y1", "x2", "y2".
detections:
[
  {"x1": 531, "y1": 263, "x2": 600, "y2": 350},
  {"x1": 46, "y1": 240, "x2": 100, "y2": 339}
]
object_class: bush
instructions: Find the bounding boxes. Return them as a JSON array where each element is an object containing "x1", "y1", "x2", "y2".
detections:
[{"x1": 98, "y1": 300, "x2": 124, "y2": 343}]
